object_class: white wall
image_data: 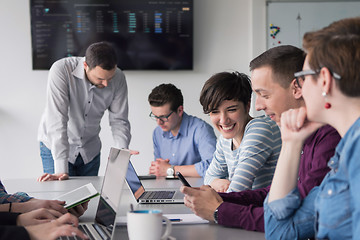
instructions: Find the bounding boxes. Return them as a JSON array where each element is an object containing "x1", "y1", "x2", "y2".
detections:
[{"x1": 0, "y1": 0, "x2": 266, "y2": 180}]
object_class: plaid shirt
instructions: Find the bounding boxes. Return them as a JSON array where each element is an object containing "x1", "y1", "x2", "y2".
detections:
[{"x1": 0, "y1": 180, "x2": 32, "y2": 203}]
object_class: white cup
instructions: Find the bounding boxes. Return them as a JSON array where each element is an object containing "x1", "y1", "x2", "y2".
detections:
[{"x1": 127, "y1": 209, "x2": 172, "y2": 240}]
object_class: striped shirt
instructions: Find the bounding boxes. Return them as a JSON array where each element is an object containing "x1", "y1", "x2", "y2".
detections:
[{"x1": 204, "y1": 115, "x2": 281, "y2": 192}]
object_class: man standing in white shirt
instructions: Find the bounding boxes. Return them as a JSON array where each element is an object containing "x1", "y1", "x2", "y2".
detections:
[{"x1": 37, "y1": 42, "x2": 131, "y2": 181}]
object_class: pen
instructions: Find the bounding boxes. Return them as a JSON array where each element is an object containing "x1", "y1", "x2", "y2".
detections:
[
  {"x1": 169, "y1": 219, "x2": 182, "y2": 222},
  {"x1": 163, "y1": 218, "x2": 182, "y2": 222}
]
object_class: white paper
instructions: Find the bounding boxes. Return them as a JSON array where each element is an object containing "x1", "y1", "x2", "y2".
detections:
[
  {"x1": 163, "y1": 213, "x2": 209, "y2": 225},
  {"x1": 116, "y1": 213, "x2": 209, "y2": 225}
]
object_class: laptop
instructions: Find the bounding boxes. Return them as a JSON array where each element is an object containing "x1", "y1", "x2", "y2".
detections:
[
  {"x1": 125, "y1": 160, "x2": 184, "y2": 204},
  {"x1": 59, "y1": 148, "x2": 130, "y2": 240}
]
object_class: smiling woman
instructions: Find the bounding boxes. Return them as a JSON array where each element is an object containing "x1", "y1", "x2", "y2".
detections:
[
  {"x1": 199, "y1": 71, "x2": 282, "y2": 193},
  {"x1": 208, "y1": 100, "x2": 249, "y2": 146}
]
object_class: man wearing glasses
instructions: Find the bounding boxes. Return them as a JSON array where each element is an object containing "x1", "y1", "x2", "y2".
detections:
[{"x1": 148, "y1": 83, "x2": 217, "y2": 177}]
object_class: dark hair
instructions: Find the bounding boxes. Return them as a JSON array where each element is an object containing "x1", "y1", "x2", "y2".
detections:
[
  {"x1": 199, "y1": 72, "x2": 252, "y2": 114},
  {"x1": 249, "y1": 45, "x2": 305, "y2": 88},
  {"x1": 148, "y1": 83, "x2": 184, "y2": 111},
  {"x1": 303, "y1": 17, "x2": 360, "y2": 97},
  {"x1": 85, "y1": 42, "x2": 117, "y2": 70}
]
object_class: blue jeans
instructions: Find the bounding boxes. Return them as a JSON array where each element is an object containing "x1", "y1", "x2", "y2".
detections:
[{"x1": 40, "y1": 142, "x2": 100, "y2": 176}]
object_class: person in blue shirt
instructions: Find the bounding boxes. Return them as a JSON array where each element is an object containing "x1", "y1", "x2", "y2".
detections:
[
  {"x1": 148, "y1": 83, "x2": 217, "y2": 177},
  {"x1": 264, "y1": 17, "x2": 360, "y2": 239}
]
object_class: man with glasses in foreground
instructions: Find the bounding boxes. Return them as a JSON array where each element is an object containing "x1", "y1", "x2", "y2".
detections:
[{"x1": 148, "y1": 83, "x2": 217, "y2": 177}]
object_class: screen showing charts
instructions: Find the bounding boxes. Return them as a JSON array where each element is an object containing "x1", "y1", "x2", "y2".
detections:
[{"x1": 30, "y1": 0, "x2": 193, "y2": 70}]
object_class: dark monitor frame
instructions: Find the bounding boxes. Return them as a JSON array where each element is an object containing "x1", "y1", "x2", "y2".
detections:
[{"x1": 30, "y1": 0, "x2": 193, "y2": 70}]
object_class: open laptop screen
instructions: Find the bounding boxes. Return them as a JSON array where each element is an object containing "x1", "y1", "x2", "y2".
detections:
[
  {"x1": 125, "y1": 161, "x2": 145, "y2": 200},
  {"x1": 94, "y1": 148, "x2": 130, "y2": 230},
  {"x1": 95, "y1": 196, "x2": 116, "y2": 227}
]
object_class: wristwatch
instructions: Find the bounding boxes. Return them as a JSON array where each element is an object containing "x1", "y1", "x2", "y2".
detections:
[
  {"x1": 166, "y1": 165, "x2": 175, "y2": 177},
  {"x1": 213, "y1": 208, "x2": 219, "y2": 224}
]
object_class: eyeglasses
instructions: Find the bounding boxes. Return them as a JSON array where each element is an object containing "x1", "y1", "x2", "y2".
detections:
[
  {"x1": 294, "y1": 69, "x2": 319, "y2": 88},
  {"x1": 294, "y1": 68, "x2": 341, "y2": 88},
  {"x1": 149, "y1": 111, "x2": 174, "y2": 122}
]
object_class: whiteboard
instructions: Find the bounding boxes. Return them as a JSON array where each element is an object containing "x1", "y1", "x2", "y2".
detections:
[{"x1": 267, "y1": 1, "x2": 360, "y2": 49}]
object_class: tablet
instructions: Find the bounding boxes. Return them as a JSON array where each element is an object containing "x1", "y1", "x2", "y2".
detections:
[{"x1": 54, "y1": 183, "x2": 99, "y2": 209}]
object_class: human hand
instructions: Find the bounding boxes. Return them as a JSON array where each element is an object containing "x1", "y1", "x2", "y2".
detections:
[
  {"x1": 37, "y1": 173, "x2": 69, "y2": 182},
  {"x1": 209, "y1": 179, "x2": 230, "y2": 192},
  {"x1": 129, "y1": 149, "x2": 140, "y2": 155},
  {"x1": 180, "y1": 185, "x2": 223, "y2": 221},
  {"x1": 68, "y1": 201, "x2": 89, "y2": 217},
  {"x1": 149, "y1": 158, "x2": 171, "y2": 176},
  {"x1": 25, "y1": 213, "x2": 89, "y2": 240},
  {"x1": 16, "y1": 208, "x2": 63, "y2": 226},
  {"x1": 280, "y1": 107, "x2": 324, "y2": 143},
  {"x1": 15, "y1": 199, "x2": 67, "y2": 214}
]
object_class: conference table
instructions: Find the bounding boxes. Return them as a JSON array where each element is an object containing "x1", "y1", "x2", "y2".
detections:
[{"x1": 4, "y1": 176, "x2": 265, "y2": 240}]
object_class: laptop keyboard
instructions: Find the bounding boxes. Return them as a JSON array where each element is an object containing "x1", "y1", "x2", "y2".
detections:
[
  {"x1": 78, "y1": 225, "x2": 93, "y2": 240},
  {"x1": 142, "y1": 190, "x2": 175, "y2": 199},
  {"x1": 57, "y1": 223, "x2": 110, "y2": 240}
]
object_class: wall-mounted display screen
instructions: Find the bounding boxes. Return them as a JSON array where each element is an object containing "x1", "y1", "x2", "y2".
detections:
[{"x1": 30, "y1": 0, "x2": 193, "y2": 70}]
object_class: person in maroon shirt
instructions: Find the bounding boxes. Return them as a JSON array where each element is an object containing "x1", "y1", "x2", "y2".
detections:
[{"x1": 180, "y1": 45, "x2": 341, "y2": 232}]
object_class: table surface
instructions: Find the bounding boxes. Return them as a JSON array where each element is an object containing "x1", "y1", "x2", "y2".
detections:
[{"x1": 4, "y1": 176, "x2": 265, "y2": 240}]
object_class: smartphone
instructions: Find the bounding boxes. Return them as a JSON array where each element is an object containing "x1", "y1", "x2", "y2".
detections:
[
  {"x1": 176, "y1": 171, "x2": 191, "y2": 187},
  {"x1": 138, "y1": 175, "x2": 156, "y2": 180}
]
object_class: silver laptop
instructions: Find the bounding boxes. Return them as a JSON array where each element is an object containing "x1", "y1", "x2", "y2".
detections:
[
  {"x1": 59, "y1": 148, "x2": 130, "y2": 240},
  {"x1": 125, "y1": 160, "x2": 184, "y2": 204}
]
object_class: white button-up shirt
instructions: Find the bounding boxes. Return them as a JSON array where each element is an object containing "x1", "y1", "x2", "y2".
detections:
[{"x1": 38, "y1": 57, "x2": 131, "y2": 174}]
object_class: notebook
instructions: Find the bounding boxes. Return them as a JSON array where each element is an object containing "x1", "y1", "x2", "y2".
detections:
[
  {"x1": 125, "y1": 160, "x2": 184, "y2": 204},
  {"x1": 59, "y1": 148, "x2": 130, "y2": 240}
]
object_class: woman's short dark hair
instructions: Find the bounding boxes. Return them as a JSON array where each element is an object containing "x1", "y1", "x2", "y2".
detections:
[
  {"x1": 85, "y1": 42, "x2": 117, "y2": 70},
  {"x1": 200, "y1": 72, "x2": 252, "y2": 114},
  {"x1": 148, "y1": 83, "x2": 184, "y2": 111}
]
